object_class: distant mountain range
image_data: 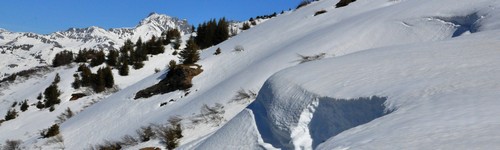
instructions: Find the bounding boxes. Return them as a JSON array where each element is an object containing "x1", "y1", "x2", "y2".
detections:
[{"x1": 0, "y1": 13, "x2": 191, "y2": 77}]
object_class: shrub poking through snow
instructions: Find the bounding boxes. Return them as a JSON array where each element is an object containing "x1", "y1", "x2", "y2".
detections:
[
  {"x1": 214, "y1": 47, "x2": 222, "y2": 55},
  {"x1": 230, "y1": 89, "x2": 257, "y2": 103},
  {"x1": 56, "y1": 108, "x2": 74, "y2": 124},
  {"x1": 336, "y1": 0, "x2": 357, "y2": 8},
  {"x1": 41, "y1": 124, "x2": 60, "y2": 138},
  {"x1": 314, "y1": 10, "x2": 327, "y2": 16},
  {"x1": 297, "y1": 0, "x2": 317, "y2": 9},
  {"x1": 119, "y1": 135, "x2": 138, "y2": 147},
  {"x1": 296, "y1": 53, "x2": 326, "y2": 64},
  {"x1": 191, "y1": 103, "x2": 226, "y2": 126},
  {"x1": 234, "y1": 45, "x2": 245, "y2": 52},
  {"x1": 155, "y1": 116, "x2": 183, "y2": 150},
  {"x1": 3, "y1": 139, "x2": 22, "y2": 150},
  {"x1": 46, "y1": 135, "x2": 65, "y2": 150},
  {"x1": 241, "y1": 22, "x2": 251, "y2": 30},
  {"x1": 137, "y1": 126, "x2": 156, "y2": 142}
]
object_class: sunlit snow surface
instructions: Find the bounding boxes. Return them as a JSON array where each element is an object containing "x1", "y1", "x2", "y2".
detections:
[{"x1": 1, "y1": 0, "x2": 500, "y2": 149}]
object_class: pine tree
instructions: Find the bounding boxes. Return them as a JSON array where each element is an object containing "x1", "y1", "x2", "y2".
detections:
[
  {"x1": 214, "y1": 18, "x2": 229, "y2": 45},
  {"x1": 180, "y1": 38, "x2": 200, "y2": 64},
  {"x1": 135, "y1": 38, "x2": 148, "y2": 62},
  {"x1": 119, "y1": 60, "x2": 129, "y2": 76},
  {"x1": 43, "y1": 84, "x2": 61, "y2": 108},
  {"x1": 20, "y1": 100, "x2": 29, "y2": 112},
  {"x1": 79, "y1": 65, "x2": 92, "y2": 87},
  {"x1": 75, "y1": 49, "x2": 87, "y2": 63},
  {"x1": 102, "y1": 66, "x2": 114, "y2": 88},
  {"x1": 133, "y1": 61, "x2": 145, "y2": 69},
  {"x1": 173, "y1": 37, "x2": 181, "y2": 50},
  {"x1": 106, "y1": 49, "x2": 119, "y2": 66},
  {"x1": 53, "y1": 73, "x2": 61, "y2": 84},
  {"x1": 168, "y1": 60, "x2": 177, "y2": 70},
  {"x1": 119, "y1": 39, "x2": 134, "y2": 66},
  {"x1": 36, "y1": 101, "x2": 44, "y2": 109},
  {"x1": 90, "y1": 50, "x2": 106, "y2": 67},
  {"x1": 52, "y1": 50, "x2": 74, "y2": 67},
  {"x1": 72, "y1": 74, "x2": 81, "y2": 89},
  {"x1": 37, "y1": 93, "x2": 43, "y2": 100},
  {"x1": 93, "y1": 68, "x2": 106, "y2": 93},
  {"x1": 4, "y1": 109, "x2": 18, "y2": 121}
]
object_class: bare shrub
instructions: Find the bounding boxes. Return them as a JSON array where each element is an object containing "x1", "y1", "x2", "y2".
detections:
[
  {"x1": 230, "y1": 89, "x2": 257, "y2": 103},
  {"x1": 234, "y1": 45, "x2": 244, "y2": 52},
  {"x1": 191, "y1": 103, "x2": 225, "y2": 126},
  {"x1": 139, "y1": 147, "x2": 161, "y2": 150},
  {"x1": 120, "y1": 134, "x2": 138, "y2": 147},
  {"x1": 56, "y1": 108, "x2": 74, "y2": 124},
  {"x1": 46, "y1": 134, "x2": 64, "y2": 150},
  {"x1": 136, "y1": 125, "x2": 156, "y2": 142},
  {"x1": 40, "y1": 124, "x2": 60, "y2": 138},
  {"x1": 3, "y1": 139, "x2": 22, "y2": 150},
  {"x1": 83, "y1": 99, "x2": 99, "y2": 109},
  {"x1": 96, "y1": 140, "x2": 122, "y2": 150},
  {"x1": 155, "y1": 117, "x2": 183, "y2": 150},
  {"x1": 296, "y1": 53, "x2": 326, "y2": 64}
]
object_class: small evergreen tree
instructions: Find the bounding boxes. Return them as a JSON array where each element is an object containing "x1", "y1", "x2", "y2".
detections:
[
  {"x1": 168, "y1": 60, "x2": 177, "y2": 70},
  {"x1": 20, "y1": 100, "x2": 29, "y2": 112},
  {"x1": 72, "y1": 74, "x2": 81, "y2": 89},
  {"x1": 4, "y1": 109, "x2": 18, "y2": 121},
  {"x1": 43, "y1": 84, "x2": 61, "y2": 108},
  {"x1": 52, "y1": 50, "x2": 74, "y2": 67},
  {"x1": 180, "y1": 38, "x2": 200, "y2": 64},
  {"x1": 241, "y1": 22, "x2": 251, "y2": 30},
  {"x1": 119, "y1": 60, "x2": 129, "y2": 76},
  {"x1": 214, "y1": 18, "x2": 229, "y2": 44},
  {"x1": 106, "y1": 49, "x2": 119, "y2": 66},
  {"x1": 133, "y1": 61, "x2": 145, "y2": 69},
  {"x1": 53, "y1": 73, "x2": 61, "y2": 84},
  {"x1": 74, "y1": 49, "x2": 87, "y2": 63},
  {"x1": 92, "y1": 68, "x2": 106, "y2": 93},
  {"x1": 90, "y1": 50, "x2": 106, "y2": 67},
  {"x1": 214, "y1": 47, "x2": 221, "y2": 55},
  {"x1": 37, "y1": 93, "x2": 42, "y2": 100},
  {"x1": 173, "y1": 38, "x2": 182, "y2": 50},
  {"x1": 79, "y1": 65, "x2": 92, "y2": 87},
  {"x1": 36, "y1": 101, "x2": 44, "y2": 109},
  {"x1": 102, "y1": 66, "x2": 114, "y2": 88}
]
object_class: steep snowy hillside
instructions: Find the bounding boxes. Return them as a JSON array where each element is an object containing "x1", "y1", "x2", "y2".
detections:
[
  {"x1": 191, "y1": 0, "x2": 500, "y2": 149},
  {"x1": 0, "y1": 13, "x2": 190, "y2": 78},
  {"x1": 1, "y1": 0, "x2": 500, "y2": 149}
]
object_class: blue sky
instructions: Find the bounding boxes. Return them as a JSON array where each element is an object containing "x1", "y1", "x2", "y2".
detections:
[{"x1": 0, "y1": 0, "x2": 302, "y2": 34}]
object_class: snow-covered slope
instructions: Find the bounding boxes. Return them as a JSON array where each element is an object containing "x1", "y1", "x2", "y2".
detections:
[
  {"x1": 0, "y1": 13, "x2": 190, "y2": 78},
  {"x1": 2, "y1": 0, "x2": 500, "y2": 149},
  {"x1": 197, "y1": 31, "x2": 500, "y2": 149}
]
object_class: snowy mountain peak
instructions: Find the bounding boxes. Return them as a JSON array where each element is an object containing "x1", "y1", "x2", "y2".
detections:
[
  {"x1": 0, "y1": 13, "x2": 192, "y2": 76},
  {"x1": 137, "y1": 12, "x2": 191, "y2": 34}
]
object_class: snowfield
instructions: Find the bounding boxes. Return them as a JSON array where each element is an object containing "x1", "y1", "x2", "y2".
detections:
[{"x1": 1, "y1": 0, "x2": 500, "y2": 149}]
